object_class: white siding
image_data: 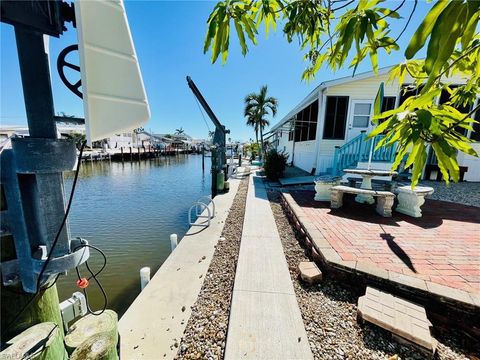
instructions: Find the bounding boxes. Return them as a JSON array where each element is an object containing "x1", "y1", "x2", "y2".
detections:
[
  {"x1": 276, "y1": 131, "x2": 294, "y2": 162},
  {"x1": 458, "y1": 142, "x2": 480, "y2": 182},
  {"x1": 316, "y1": 140, "x2": 344, "y2": 174},
  {"x1": 292, "y1": 140, "x2": 316, "y2": 173},
  {"x1": 325, "y1": 72, "x2": 399, "y2": 98}
]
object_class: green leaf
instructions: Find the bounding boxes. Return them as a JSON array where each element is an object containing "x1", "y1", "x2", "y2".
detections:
[
  {"x1": 424, "y1": 1, "x2": 460, "y2": 74},
  {"x1": 405, "y1": 0, "x2": 450, "y2": 59},
  {"x1": 461, "y1": 3, "x2": 480, "y2": 49},
  {"x1": 221, "y1": 19, "x2": 230, "y2": 64},
  {"x1": 423, "y1": 2, "x2": 467, "y2": 90},
  {"x1": 212, "y1": 19, "x2": 225, "y2": 63},
  {"x1": 405, "y1": 138, "x2": 423, "y2": 169},
  {"x1": 373, "y1": 82, "x2": 384, "y2": 116},
  {"x1": 410, "y1": 143, "x2": 427, "y2": 188},
  {"x1": 234, "y1": 19, "x2": 248, "y2": 56},
  {"x1": 369, "y1": 48, "x2": 378, "y2": 73},
  {"x1": 445, "y1": 137, "x2": 478, "y2": 157}
]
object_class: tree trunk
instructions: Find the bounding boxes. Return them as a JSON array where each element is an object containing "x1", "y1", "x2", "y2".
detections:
[
  {"x1": 259, "y1": 127, "x2": 264, "y2": 161},
  {"x1": 0, "y1": 322, "x2": 67, "y2": 360}
]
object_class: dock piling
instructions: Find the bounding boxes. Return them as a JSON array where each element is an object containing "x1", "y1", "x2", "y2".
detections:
[
  {"x1": 140, "y1": 267, "x2": 151, "y2": 291},
  {"x1": 170, "y1": 233, "x2": 178, "y2": 252}
]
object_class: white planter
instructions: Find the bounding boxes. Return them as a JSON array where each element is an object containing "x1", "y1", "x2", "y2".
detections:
[
  {"x1": 395, "y1": 186, "x2": 434, "y2": 218},
  {"x1": 314, "y1": 176, "x2": 341, "y2": 201}
]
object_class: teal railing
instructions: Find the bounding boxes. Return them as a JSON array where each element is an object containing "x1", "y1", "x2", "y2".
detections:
[{"x1": 332, "y1": 131, "x2": 396, "y2": 175}]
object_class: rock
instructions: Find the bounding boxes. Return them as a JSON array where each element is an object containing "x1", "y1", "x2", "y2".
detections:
[{"x1": 298, "y1": 261, "x2": 323, "y2": 285}]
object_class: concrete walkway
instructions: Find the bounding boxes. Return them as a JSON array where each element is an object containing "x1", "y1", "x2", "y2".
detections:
[
  {"x1": 119, "y1": 178, "x2": 241, "y2": 359},
  {"x1": 225, "y1": 175, "x2": 313, "y2": 359}
]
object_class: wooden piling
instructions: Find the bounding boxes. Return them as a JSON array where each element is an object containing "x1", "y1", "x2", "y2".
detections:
[
  {"x1": 1, "y1": 233, "x2": 64, "y2": 342},
  {"x1": 0, "y1": 322, "x2": 67, "y2": 360},
  {"x1": 70, "y1": 331, "x2": 118, "y2": 360},
  {"x1": 65, "y1": 310, "x2": 118, "y2": 355},
  {"x1": 129, "y1": 147, "x2": 132, "y2": 161}
]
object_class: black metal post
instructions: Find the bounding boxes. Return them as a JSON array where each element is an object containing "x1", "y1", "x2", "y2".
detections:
[{"x1": 15, "y1": 27, "x2": 70, "y2": 256}]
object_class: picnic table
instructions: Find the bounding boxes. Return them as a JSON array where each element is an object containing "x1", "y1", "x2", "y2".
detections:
[{"x1": 343, "y1": 168, "x2": 397, "y2": 204}]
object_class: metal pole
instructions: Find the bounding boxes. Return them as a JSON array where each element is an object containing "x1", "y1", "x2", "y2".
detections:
[
  {"x1": 2, "y1": 28, "x2": 66, "y2": 340},
  {"x1": 15, "y1": 28, "x2": 71, "y2": 255}
]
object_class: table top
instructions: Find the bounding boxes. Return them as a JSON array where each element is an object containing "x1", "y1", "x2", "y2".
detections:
[
  {"x1": 343, "y1": 168, "x2": 398, "y2": 176},
  {"x1": 397, "y1": 185, "x2": 434, "y2": 194}
]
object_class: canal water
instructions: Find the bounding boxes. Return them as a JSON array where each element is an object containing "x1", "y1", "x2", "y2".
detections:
[{"x1": 57, "y1": 154, "x2": 211, "y2": 317}]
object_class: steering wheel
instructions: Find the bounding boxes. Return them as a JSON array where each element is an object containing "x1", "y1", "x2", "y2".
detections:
[{"x1": 57, "y1": 44, "x2": 83, "y2": 99}]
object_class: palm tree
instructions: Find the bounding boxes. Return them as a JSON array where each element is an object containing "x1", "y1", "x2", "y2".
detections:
[
  {"x1": 175, "y1": 127, "x2": 185, "y2": 135},
  {"x1": 244, "y1": 85, "x2": 278, "y2": 160},
  {"x1": 245, "y1": 107, "x2": 259, "y2": 144}
]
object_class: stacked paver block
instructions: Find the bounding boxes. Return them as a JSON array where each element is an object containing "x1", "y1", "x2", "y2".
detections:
[
  {"x1": 357, "y1": 287, "x2": 436, "y2": 357},
  {"x1": 298, "y1": 261, "x2": 323, "y2": 285}
]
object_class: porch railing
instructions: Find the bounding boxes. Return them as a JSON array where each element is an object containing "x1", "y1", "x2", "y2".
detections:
[{"x1": 332, "y1": 131, "x2": 396, "y2": 175}]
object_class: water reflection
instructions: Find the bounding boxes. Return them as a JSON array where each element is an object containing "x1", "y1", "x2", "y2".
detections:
[{"x1": 58, "y1": 154, "x2": 211, "y2": 317}]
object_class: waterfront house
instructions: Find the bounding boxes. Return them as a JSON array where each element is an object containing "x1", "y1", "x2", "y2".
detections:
[{"x1": 270, "y1": 66, "x2": 480, "y2": 181}]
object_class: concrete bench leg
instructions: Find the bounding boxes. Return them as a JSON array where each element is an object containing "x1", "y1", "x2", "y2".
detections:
[
  {"x1": 376, "y1": 195, "x2": 394, "y2": 217},
  {"x1": 396, "y1": 192, "x2": 425, "y2": 218},
  {"x1": 330, "y1": 190, "x2": 343, "y2": 209}
]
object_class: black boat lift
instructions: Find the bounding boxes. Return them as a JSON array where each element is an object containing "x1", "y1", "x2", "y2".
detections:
[{"x1": 187, "y1": 76, "x2": 230, "y2": 196}]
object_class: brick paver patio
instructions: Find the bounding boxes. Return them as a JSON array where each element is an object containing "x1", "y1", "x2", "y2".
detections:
[{"x1": 289, "y1": 190, "x2": 480, "y2": 294}]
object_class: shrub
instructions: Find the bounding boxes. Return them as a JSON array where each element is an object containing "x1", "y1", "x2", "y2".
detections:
[{"x1": 264, "y1": 149, "x2": 288, "y2": 181}]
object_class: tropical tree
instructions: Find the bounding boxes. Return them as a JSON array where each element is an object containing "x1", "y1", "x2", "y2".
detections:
[
  {"x1": 245, "y1": 107, "x2": 260, "y2": 144},
  {"x1": 175, "y1": 127, "x2": 185, "y2": 135},
  {"x1": 68, "y1": 132, "x2": 86, "y2": 150},
  {"x1": 244, "y1": 85, "x2": 278, "y2": 160},
  {"x1": 203, "y1": 0, "x2": 480, "y2": 186}
]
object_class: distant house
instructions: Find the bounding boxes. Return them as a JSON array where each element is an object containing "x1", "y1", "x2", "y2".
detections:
[{"x1": 270, "y1": 66, "x2": 480, "y2": 181}]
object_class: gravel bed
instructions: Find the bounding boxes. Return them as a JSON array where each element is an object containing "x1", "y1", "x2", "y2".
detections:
[
  {"x1": 420, "y1": 180, "x2": 480, "y2": 207},
  {"x1": 267, "y1": 189, "x2": 475, "y2": 360},
  {"x1": 175, "y1": 178, "x2": 249, "y2": 360}
]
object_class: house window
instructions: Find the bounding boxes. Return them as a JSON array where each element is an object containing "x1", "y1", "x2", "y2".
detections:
[
  {"x1": 399, "y1": 84, "x2": 424, "y2": 105},
  {"x1": 288, "y1": 129, "x2": 294, "y2": 141},
  {"x1": 352, "y1": 103, "x2": 371, "y2": 128},
  {"x1": 439, "y1": 86, "x2": 472, "y2": 136},
  {"x1": 291, "y1": 100, "x2": 319, "y2": 142},
  {"x1": 381, "y1": 96, "x2": 397, "y2": 112},
  {"x1": 323, "y1": 96, "x2": 349, "y2": 139}
]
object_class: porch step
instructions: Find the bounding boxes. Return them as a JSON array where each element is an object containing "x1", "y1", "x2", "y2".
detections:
[
  {"x1": 278, "y1": 176, "x2": 315, "y2": 186},
  {"x1": 357, "y1": 287, "x2": 436, "y2": 357}
]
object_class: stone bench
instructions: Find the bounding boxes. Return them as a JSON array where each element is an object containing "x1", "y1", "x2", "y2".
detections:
[
  {"x1": 330, "y1": 185, "x2": 395, "y2": 217},
  {"x1": 314, "y1": 175, "x2": 341, "y2": 201},
  {"x1": 395, "y1": 185, "x2": 434, "y2": 218}
]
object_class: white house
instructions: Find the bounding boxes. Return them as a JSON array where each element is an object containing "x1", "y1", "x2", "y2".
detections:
[{"x1": 270, "y1": 66, "x2": 480, "y2": 181}]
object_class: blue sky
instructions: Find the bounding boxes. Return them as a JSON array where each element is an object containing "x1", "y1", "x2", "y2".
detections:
[{"x1": 1, "y1": 1, "x2": 430, "y2": 141}]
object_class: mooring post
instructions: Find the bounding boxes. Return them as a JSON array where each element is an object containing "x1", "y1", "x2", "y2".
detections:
[
  {"x1": 140, "y1": 267, "x2": 150, "y2": 291},
  {"x1": 129, "y1": 146, "x2": 132, "y2": 161},
  {"x1": 170, "y1": 233, "x2": 178, "y2": 252},
  {"x1": 202, "y1": 147, "x2": 205, "y2": 172},
  {"x1": 121, "y1": 147, "x2": 124, "y2": 162}
]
